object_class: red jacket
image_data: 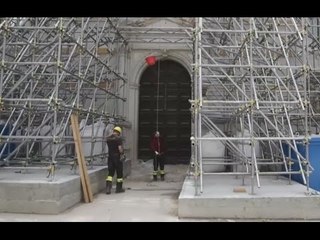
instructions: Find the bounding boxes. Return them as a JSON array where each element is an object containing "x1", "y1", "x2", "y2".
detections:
[{"x1": 150, "y1": 135, "x2": 166, "y2": 154}]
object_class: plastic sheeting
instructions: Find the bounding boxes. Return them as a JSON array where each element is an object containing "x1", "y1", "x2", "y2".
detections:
[
  {"x1": 80, "y1": 121, "x2": 106, "y2": 157},
  {"x1": 39, "y1": 125, "x2": 66, "y2": 156}
]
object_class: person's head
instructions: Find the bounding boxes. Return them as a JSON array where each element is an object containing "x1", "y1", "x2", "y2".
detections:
[
  {"x1": 113, "y1": 126, "x2": 122, "y2": 136},
  {"x1": 155, "y1": 131, "x2": 160, "y2": 137}
]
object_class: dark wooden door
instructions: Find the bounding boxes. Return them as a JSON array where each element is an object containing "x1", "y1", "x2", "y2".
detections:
[{"x1": 138, "y1": 60, "x2": 191, "y2": 164}]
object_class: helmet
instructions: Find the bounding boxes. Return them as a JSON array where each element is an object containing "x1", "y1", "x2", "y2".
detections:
[{"x1": 113, "y1": 126, "x2": 122, "y2": 134}]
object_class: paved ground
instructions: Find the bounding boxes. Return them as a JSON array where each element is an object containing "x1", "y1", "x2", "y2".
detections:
[
  {"x1": 0, "y1": 160, "x2": 191, "y2": 222},
  {"x1": 0, "y1": 160, "x2": 317, "y2": 222}
]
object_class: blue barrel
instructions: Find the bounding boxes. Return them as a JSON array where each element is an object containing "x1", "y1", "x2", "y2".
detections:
[
  {"x1": 283, "y1": 136, "x2": 320, "y2": 191},
  {"x1": 297, "y1": 136, "x2": 320, "y2": 191},
  {"x1": 282, "y1": 141, "x2": 303, "y2": 183}
]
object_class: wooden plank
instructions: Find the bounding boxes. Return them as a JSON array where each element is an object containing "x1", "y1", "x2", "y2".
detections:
[
  {"x1": 72, "y1": 114, "x2": 93, "y2": 202},
  {"x1": 70, "y1": 114, "x2": 89, "y2": 203},
  {"x1": 71, "y1": 114, "x2": 89, "y2": 203},
  {"x1": 71, "y1": 113, "x2": 93, "y2": 202},
  {"x1": 233, "y1": 187, "x2": 247, "y2": 193}
]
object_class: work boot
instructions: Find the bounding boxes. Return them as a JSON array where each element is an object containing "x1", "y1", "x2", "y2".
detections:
[
  {"x1": 106, "y1": 181, "x2": 112, "y2": 194},
  {"x1": 115, "y1": 182, "x2": 125, "y2": 193},
  {"x1": 160, "y1": 174, "x2": 165, "y2": 181},
  {"x1": 153, "y1": 175, "x2": 158, "y2": 181}
]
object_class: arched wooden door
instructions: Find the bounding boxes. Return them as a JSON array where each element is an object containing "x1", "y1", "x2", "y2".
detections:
[{"x1": 138, "y1": 59, "x2": 191, "y2": 164}]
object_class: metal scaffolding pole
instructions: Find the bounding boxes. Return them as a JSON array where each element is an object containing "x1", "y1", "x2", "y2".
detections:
[
  {"x1": 0, "y1": 17, "x2": 128, "y2": 179},
  {"x1": 191, "y1": 17, "x2": 318, "y2": 195},
  {"x1": 1, "y1": 17, "x2": 319, "y2": 192}
]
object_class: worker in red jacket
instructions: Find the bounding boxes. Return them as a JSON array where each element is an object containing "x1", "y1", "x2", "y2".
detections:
[{"x1": 150, "y1": 131, "x2": 166, "y2": 181}]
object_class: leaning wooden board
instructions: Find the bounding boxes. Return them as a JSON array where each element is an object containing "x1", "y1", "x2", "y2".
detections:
[{"x1": 70, "y1": 113, "x2": 93, "y2": 203}]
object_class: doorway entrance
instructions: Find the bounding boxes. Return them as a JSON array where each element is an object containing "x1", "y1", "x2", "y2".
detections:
[{"x1": 138, "y1": 59, "x2": 191, "y2": 164}]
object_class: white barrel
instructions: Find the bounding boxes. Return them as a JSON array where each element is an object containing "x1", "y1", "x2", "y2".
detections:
[
  {"x1": 201, "y1": 132, "x2": 226, "y2": 172},
  {"x1": 235, "y1": 129, "x2": 261, "y2": 159}
]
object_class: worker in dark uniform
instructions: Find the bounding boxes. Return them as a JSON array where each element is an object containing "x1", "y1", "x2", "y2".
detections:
[
  {"x1": 105, "y1": 126, "x2": 125, "y2": 194},
  {"x1": 150, "y1": 131, "x2": 166, "y2": 181}
]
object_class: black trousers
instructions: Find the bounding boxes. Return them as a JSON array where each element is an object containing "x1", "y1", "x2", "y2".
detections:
[
  {"x1": 153, "y1": 154, "x2": 165, "y2": 172},
  {"x1": 107, "y1": 154, "x2": 123, "y2": 179}
]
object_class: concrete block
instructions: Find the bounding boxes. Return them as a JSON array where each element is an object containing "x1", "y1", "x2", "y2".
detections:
[
  {"x1": 0, "y1": 166, "x2": 108, "y2": 214},
  {"x1": 178, "y1": 175, "x2": 320, "y2": 220}
]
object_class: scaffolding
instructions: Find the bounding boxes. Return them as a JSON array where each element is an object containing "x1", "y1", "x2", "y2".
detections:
[
  {"x1": 1, "y1": 17, "x2": 320, "y2": 190},
  {"x1": 191, "y1": 17, "x2": 320, "y2": 195},
  {"x1": 0, "y1": 18, "x2": 128, "y2": 179}
]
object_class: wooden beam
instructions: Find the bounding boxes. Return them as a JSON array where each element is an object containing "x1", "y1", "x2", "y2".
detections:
[{"x1": 70, "y1": 113, "x2": 93, "y2": 203}]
